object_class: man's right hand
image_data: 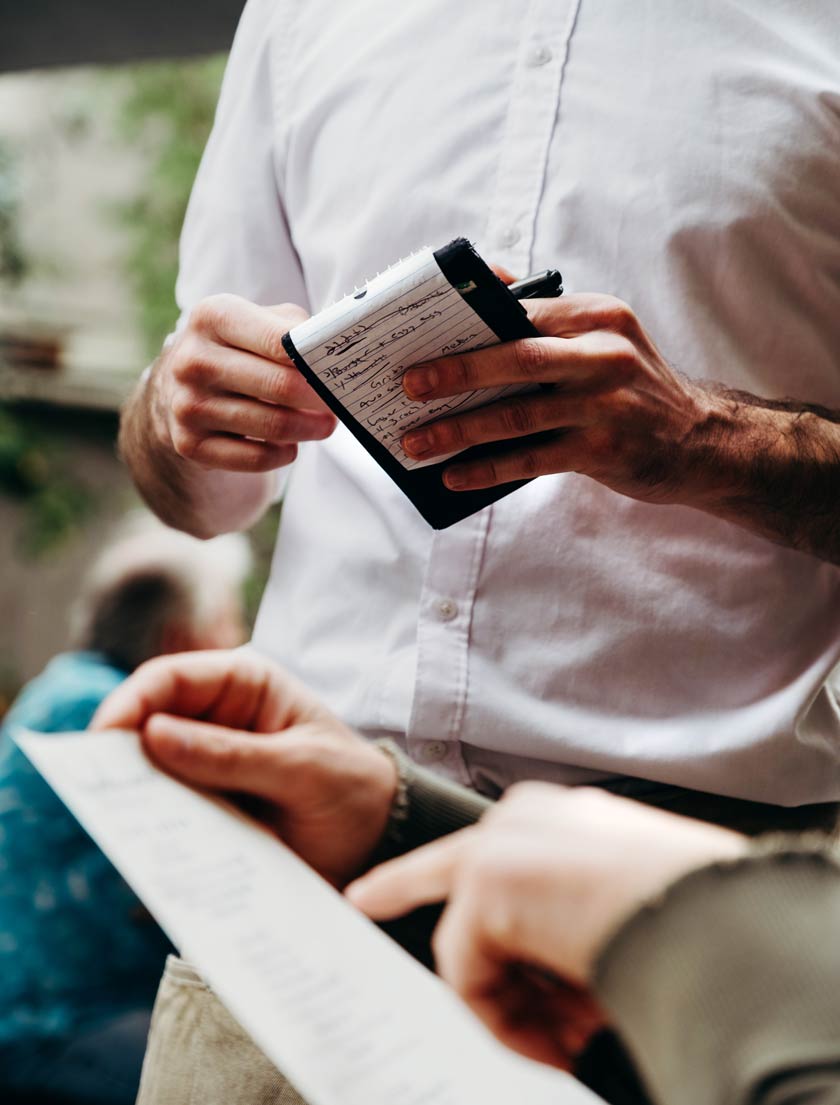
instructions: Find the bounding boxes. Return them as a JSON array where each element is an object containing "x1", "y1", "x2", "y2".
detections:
[
  {"x1": 91, "y1": 650, "x2": 396, "y2": 889},
  {"x1": 348, "y1": 783, "x2": 747, "y2": 1068},
  {"x1": 153, "y1": 294, "x2": 336, "y2": 474}
]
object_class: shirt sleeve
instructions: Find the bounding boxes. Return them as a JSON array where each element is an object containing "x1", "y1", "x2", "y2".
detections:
[
  {"x1": 593, "y1": 839, "x2": 840, "y2": 1105},
  {"x1": 373, "y1": 740, "x2": 492, "y2": 861},
  {"x1": 367, "y1": 742, "x2": 492, "y2": 968},
  {"x1": 175, "y1": 0, "x2": 309, "y2": 322}
]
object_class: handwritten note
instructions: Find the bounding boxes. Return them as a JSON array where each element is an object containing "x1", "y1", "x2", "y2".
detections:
[
  {"x1": 289, "y1": 249, "x2": 529, "y2": 469},
  {"x1": 15, "y1": 729, "x2": 602, "y2": 1105}
]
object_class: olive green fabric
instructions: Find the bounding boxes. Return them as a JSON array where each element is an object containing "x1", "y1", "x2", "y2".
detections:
[{"x1": 594, "y1": 841, "x2": 840, "y2": 1105}]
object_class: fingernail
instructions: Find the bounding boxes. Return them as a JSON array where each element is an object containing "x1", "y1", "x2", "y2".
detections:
[
  {"x1": 404, "y1": 367, "x2": 437, "y2": 398},
  {"x1": 402, "y1": 429, "x2": 433, "y2": 457},
  {"x1": 344, "y1": 880, "x2": 364, "y2": 904},
  {"x1": 444, "y1": 467, "x2": 468, "y2": 490}
]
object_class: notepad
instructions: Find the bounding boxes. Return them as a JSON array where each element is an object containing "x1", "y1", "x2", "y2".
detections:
[
  {"x1": 283, "y1": 239, "x2": 553, "y2": 529},
  {"x1": 15, "y1": 728, "x2": 603, "y2": 1105}
]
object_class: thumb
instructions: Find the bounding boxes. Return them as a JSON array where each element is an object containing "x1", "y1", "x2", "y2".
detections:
[
  {"x1": 264, "y1": 302, "x2": 337, "y2": 419},
  {"x1": 142, "y1": 713, "x2": 291, "y2": 801}
]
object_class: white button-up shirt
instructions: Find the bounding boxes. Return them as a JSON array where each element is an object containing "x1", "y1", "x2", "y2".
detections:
[{"x1": 176, "y1": 0, "x2": 840, "y2": 803}]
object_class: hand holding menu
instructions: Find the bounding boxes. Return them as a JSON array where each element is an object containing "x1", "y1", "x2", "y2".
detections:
[
  {"x1": 15, "y1": 728, "x2": 602, "y2": 1105},
  {"x1": 283, "y1": 239, "x2": 561, "y2": 529}
]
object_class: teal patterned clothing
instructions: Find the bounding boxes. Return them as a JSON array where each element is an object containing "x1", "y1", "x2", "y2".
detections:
[{"x1": 0, "y1": 651, "x2": 173, "y2": 1072}]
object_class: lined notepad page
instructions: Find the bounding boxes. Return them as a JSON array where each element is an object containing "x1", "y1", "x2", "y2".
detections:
[{"x1": 289, "y1": 249, "x2": 529, "y2": 469}]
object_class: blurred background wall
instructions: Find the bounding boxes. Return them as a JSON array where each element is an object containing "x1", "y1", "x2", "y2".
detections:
[
  {"x1": 0, "y1": 1, "x2": 244, "y2": 72},
  {"x1": 0, "y1": 3, "x2": 276, "y2": 715}
]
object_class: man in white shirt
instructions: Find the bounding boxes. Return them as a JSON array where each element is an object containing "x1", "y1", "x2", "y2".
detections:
[
  {"x1": 121, "y1": 0, "x2": 840, "y2": 808},
  {"x1": 116, "y1": 7, "x2": 840, "y2": 1099}
]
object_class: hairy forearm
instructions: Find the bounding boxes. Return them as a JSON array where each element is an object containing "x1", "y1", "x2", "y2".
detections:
[
  {"x1": 119, "y1": 362, "x2": 275, "y2": 539},
  {"x1": 677, "y1": 386, "x2": 840, "y2": 566}
]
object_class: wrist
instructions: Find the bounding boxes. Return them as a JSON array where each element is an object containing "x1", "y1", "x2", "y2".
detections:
[
  {"x1": 669, "y1": 384, "x2": 742, "y2": 506},
  {"x1": 333, "y1": 739, "x2": 399, "y2": 884},
  {"x1": 369, "y1": 740, "x2": 491, "y2": 864},
  {"x1": 371, "y1": 741, "x2": 411, "y2": 852},
  {"x1": 120, "y1": 358, "x2": 173, "y2": 464},
  {"x1": 118, "y1": 363, "x2": 214, "y2": 536},
  {"x1": 661, "y1": 380, "x2": 840, "y2": 562},
  {"x1": 670, "y1": 383, "x2": 794, "y2": 511},
  {"x1": 144, "y1": 356, "x2": 178, "y2": 452}
]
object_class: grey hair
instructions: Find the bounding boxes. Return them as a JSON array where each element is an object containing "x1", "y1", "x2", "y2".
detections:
[{"x1": 69, "y1": 515, "x2": 252, "y2": 673}]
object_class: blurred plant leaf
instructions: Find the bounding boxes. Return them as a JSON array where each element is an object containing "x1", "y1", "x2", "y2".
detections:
[
  {"x1": 111, "y1": 56, "x2": 226, "y2": 357},
  {"x1": 0, "y1": 406, "x2": 97, "y2": 556},
  {"x1": 0, "y1": 139, "x2": 27, "y2": 285}
]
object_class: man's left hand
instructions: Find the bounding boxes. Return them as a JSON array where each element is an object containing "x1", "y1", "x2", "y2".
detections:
[
  {"x1": 401, "y1": 294, "x2": 719, "y2": 501},
  {"x1": 91, "y1": 650, "x2": 397, "y2": 888}
]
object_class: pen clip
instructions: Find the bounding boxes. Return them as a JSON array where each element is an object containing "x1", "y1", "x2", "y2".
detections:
[{"x1": 509, "y1": 270, "x2": 564, "y2": 300}]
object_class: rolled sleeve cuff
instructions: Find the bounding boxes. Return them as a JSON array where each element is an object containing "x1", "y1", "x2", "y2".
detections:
[
  {"x1": 373, "y1": 739, "x2": 491, "y2": 860},
  {"x1": 593, "y1": 838, "x2": 840, "y2": 1105}
]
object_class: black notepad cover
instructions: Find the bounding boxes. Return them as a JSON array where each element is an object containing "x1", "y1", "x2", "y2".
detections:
[{"x1": 282, "y1": 239, "x2": 541, "y2": 530}]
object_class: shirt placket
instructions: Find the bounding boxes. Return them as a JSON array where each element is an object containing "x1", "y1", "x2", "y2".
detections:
[
  {"x1": 484, "y1": 0, "x2": 582, "y2": 275},
  {"x1": 405, "y1": 1, "x2": 578, "y2": 783},
  {"x1": 406, "y1": 510, "x2": 491, "y2": 785}
]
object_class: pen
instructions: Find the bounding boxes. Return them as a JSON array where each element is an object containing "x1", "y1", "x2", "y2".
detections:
[
  {"x1": 508, "y1": 270, "x2": 563, "y2": 395},
  {"x1": 509, "y1": 269, "x2": 563, "y2": 300}
]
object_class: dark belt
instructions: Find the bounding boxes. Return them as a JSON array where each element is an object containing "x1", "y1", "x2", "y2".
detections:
[{"x1": 598, "y1": 775, "x2": 839, "y2": 837}]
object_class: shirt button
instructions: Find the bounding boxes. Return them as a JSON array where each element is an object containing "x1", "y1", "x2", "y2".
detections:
[
  {"x1": 437, "y1": 598, "x2": 459, "y2": 621},
  {"x1": 420, "y1": 741, "x2": 448, "y2": 764},
  {"x1": 498, "y1": 227, "x2": 521, "y2": 248},
  {"x1": 527, "y1": 45, "x2": 553, "y2": 68}
]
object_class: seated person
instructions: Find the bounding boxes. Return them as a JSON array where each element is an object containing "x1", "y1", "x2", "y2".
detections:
[
  {"x1": 0, "y1": 518, "x2": 249, "y2": 1105},
  {"x1": 352, "y1": 785, "x2": 840, "y2": 1105},
  {"x1": 92, "y1": 649, "x2": 840, "y2": 1105}
]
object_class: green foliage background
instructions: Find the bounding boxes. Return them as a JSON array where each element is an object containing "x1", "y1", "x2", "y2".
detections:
[
  {"x1": 116, "y1": 56, "x2": 226, "y2": 357},
  {"x1": 0, "y1": 56, "x2": 226, "y2": 557},
  {"x1": 0, "y1": 407, "x2": 95, "y2": 556},
  {"x1": 113, "y1": 55, "x2": 279, "y2": 625},
  {"x1": 0, "y1": 138, "x2": 26, "y2": 284}
]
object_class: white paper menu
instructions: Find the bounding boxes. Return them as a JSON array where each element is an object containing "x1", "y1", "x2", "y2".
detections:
[
  {"x1": 288, "y1": 248, "x2": 531, "y2": 470},
  {"x1": 15, "y1": 729, "x2": 603, "y2": 1105}
]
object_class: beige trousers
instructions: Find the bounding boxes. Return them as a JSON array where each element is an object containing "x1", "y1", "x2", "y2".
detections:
[{"x1": 136, "y1": 956, "x2": 306, "y2": 1105}]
